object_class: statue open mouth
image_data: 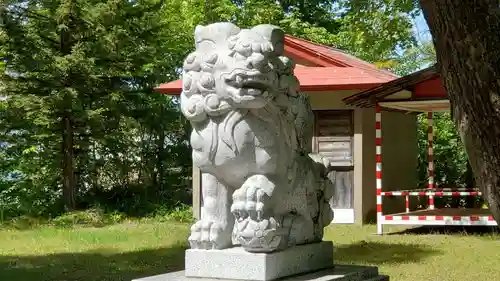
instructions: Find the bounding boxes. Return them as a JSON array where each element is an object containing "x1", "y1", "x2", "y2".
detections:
[
  {"x1": 241, "y1": 80, "x2": 269, "y2": 95},
  {"x1": 226, "y1": 70, "x2": 273, "y2": 96}
]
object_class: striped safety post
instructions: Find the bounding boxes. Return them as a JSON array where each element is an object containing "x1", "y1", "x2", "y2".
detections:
[
  {"x1": 376, "y1": 104, "x2": 383, "y2": 234},
  {"x1": 405, "y1": 195, "x2": 410, "y2": 213},
  {"x1": 427, "y1": 112, "x2": 435, "y2": 210}
]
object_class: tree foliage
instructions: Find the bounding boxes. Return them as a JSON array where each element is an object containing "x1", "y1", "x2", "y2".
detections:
[
  {"x1": 389, "y1": 40, "x2": 435, "y2": 76},
  {"x1": 0, "y1": 0, "x2": 192, "y2": 217},
  {"x1": 416, "y1": 113, "x2": 468, "y2": 187},
  {"x1": 0, "y1": 0, "x2": 431, "y2": 220}
]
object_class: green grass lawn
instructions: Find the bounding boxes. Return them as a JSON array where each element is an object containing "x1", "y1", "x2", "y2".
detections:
[{"x1": 0, "y1": 221, "x2": 499, "y2": 281}]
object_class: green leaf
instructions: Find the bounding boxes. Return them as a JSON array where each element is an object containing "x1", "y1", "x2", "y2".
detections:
[{"x1": 22, "y1": 146, "x2": 37, "y2": 155}]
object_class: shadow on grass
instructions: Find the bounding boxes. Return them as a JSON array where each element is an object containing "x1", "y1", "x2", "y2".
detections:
[
  {"x1": 0, "y1": 243, "x2": 187, "y2": 281},
  {"x1": 0, "y1": 240, "x2": 442, "y2": 281},
  {"x1": 388, "y1": 225, "x2": 500, "y2": 236},
  {"x1": 334, "y1": 241, "x2": 441, "y2": 265}
]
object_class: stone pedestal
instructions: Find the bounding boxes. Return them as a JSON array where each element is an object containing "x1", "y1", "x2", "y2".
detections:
[
  {"x1": 185, "y1": 242, "x2": 334, "y2": 281},
  {"x1": 132, "y1": 265, "x2": 388, "y2": 281},
  {"x1": 132, "y1": 242, "x2": 389, "y2": 281}
]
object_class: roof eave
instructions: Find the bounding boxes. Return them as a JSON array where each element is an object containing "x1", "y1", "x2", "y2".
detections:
[
  {"x1": 342, "y1": 65, "x2": 439, "y2": 107},
  {"x1": 155, "y1": 86, "x2": 180, "y2": 95}
]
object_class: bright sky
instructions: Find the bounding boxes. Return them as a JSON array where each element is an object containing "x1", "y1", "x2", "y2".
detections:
[{"x1": 412, "y1": 13, "x2": 432, "y2": 42}]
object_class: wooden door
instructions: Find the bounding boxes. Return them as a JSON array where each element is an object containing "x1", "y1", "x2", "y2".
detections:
[{"x1": 313, "y1": 110, "x2": 354, "y2": 219}]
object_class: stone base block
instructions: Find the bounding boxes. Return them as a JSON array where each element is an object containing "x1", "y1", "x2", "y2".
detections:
[
  {"x1": 132, "y1": 265, "x2": 389, "y2": 281},
  {"x1": 185, "y1": 241, "x2": 334, "y2": 281}
]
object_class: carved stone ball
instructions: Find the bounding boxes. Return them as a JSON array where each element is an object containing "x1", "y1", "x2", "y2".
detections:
[
  {"x1": 204, "y1": 94, "x2": 221, "y2": 115},
  {"x1": 182, "y1": 72, "x2": 201, "y2": 97},
  {"x1": 181, "y1": 94, "x2": 207, "y2": 122},
  {"x1": 199, "y1": 72, "x2": 215, "y2": 93},
  {"x1": 201, "y1": 53, "x2": 218, "y2": 72},
  {"x1": 183, "y1": 52, "x2": 201, "y2": 72}
]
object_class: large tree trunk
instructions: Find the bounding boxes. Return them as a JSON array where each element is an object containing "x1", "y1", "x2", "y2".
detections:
[
  {"x1": 156, "y1": 129, "x2": 166, "y2": 188},
  {"x1": 420, "y1": 0, "x2": 500, "y2": 223},
  {"x1": 59, "y1": 7, "x2": 77, "y2": 211},
  {"x1": 62, "y1": 113, "x2": 76, "y2": 211}
]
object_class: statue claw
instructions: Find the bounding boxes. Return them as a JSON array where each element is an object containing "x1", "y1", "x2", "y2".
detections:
[
  {"x1": 231, "y1": 179, "x2": 270, "y2": 222},
  {"x1": 231, "y1": 175, "x2": 284, "y2": 252},
  {"x1": 188, "y1": 219, "x2": 231, "y2": 250}
]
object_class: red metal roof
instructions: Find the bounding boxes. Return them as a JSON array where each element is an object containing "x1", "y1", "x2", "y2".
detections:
[
  {"x1": 284, "y1": 35, "x2": 398, "y2": 81},
  {"x1": 156, "y1": 35, "x2": 397, "y2": 94},
  {"x1": 158, "y1": 79, "x2": 182, "y2": 94},
  {"x1": 293, "y1": 65, "x2": 389, "y2": 91}
]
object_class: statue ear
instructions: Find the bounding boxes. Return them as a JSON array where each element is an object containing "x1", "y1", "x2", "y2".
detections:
[
  {"x1": 194, "y1": 25, "x2": 205, "y2": 41},
  {"x1": 251, "y1": 24, "x2": 285, "y2": 55}
]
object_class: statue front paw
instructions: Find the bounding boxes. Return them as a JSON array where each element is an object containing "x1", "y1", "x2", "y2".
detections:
[
  {"x1": 231, "y1": 174, "x2": 285, "y2": 252},
  {"x1": 188, "y1": 219, "x2": 232, "y2": 250},
  {"x1": 231, "y1": 180, "x2": 271, "y2": 222},
  {"x1": 231, "y1": 174, "x2": 276, "y2": 222}
]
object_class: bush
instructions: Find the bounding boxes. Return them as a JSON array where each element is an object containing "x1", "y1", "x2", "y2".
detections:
[
  {"x1": 3, "y1": 215, "x2": 47, "y2": 229},
  {"x1": 152, "y1": 203, "x2": 194, "y2": 223},
  {"x1": 50, "y1": 208, "x2": 126, "y2": 227}
]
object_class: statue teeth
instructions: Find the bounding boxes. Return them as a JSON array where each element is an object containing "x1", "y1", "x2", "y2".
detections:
[{"x1": 236, "y1": 75, "x2": 243, "y2": 85}]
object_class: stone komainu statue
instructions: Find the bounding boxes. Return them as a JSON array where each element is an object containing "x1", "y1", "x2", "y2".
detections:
[{"x1": 180, "y1": 22, "x2": 334, "y2": 253}]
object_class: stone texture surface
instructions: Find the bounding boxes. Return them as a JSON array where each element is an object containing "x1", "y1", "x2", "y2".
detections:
[
  {"x1": 180, "y1": 22, "x2": 335, "y2": 253},
  {"x1": 185, "y1": 242, "x2": 333, "y2": 281},
  {"x1": 132, "y1": 265, "x2": 389, "y2": 281}
]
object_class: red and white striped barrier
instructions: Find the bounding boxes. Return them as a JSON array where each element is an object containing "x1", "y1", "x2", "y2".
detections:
[
  {"x1": 429, "y1": 187, "x2": 476, "y2": 191},
  {"x1": 374, "y1": 110, "x2": 497, "y2": 234},
  {"x1": 381, "y1": 191, "x2": 482, "y2": 197},
  {"x1": 382, "y1": 215, "x2": 497, "y2": 226},
  {"x1": 376, "y1": 104, "x2": 383, "y2": 234},
  {"x1": 427, "y1": 112, "x2": 435, "y2": 209}
]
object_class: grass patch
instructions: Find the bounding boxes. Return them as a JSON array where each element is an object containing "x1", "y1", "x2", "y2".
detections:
[
  {"x1": 0, "y1": 222, "x2": 499, "y2": 281},
  {"x1": 325, "y1": 225, "x2": 500, "y2": 281},
  {"x1": 0, "y1": 221, "x2": 189, "y2": 281},
  {"x1": 0, "y1": 204, "x2": 194, "y2": 230}
]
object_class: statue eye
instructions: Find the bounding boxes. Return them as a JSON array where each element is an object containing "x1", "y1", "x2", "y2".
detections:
[
  {"x1": 235, "y1": 42, "x2": 252, "y2": 57},
  {"x1": 252, "y1": 43, "x2": 262, "y2": 53}
]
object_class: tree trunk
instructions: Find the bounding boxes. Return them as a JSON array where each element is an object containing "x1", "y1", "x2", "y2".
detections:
[
  {"x1": 57, "y1": 2, "x2": 77, "y2": 211},
  {"x1": 62, "y1": 113, "x2": 76, "y2": 211},
  {"x1": 156, "y1": 129, "x2": 166, "y2": 188},
  {"x1": 420, "y1": 0, "x2": 500, "y2": 223},
  {"x1": 464, "y1": 161, "x2": 476, "y2": 207}
]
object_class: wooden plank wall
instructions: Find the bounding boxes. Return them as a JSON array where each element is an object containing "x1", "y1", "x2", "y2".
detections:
[{"x1": 313, "y1": 110, "x2": 354, "y2": 167}]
